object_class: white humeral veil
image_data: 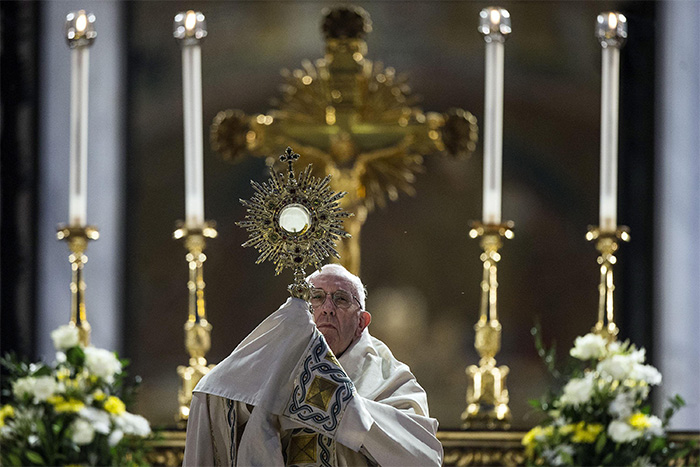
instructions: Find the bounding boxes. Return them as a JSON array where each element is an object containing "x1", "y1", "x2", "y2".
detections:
[{"x1": 184, "y1": 297, "x2": 442, "y2": 466}]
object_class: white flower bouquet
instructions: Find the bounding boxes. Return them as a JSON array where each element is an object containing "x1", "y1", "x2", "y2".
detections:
[
  {"x1": 0, "y1": 325, "x2": 152, "y2": 466},
  {"x1": 524, "y1": 330, "x2": 690, "y2": 466}
]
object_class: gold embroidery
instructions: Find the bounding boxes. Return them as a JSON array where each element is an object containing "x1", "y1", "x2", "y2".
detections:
[
  {"x1": 288, "y1": 432, "x2": 317, "y2": 464},
  {"x1": 304, "y1": 376, "x2": 339, "y2": 412},
  {"x1": 324, "y1": 352, "x2": 340, "y2": 367}
]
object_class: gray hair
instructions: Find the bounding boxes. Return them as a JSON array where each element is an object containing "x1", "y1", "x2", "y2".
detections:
[{"x1": 306, "y1": 263, "x2": 367, "y2": 309}]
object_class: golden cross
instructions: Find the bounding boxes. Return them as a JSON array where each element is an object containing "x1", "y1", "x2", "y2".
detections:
[{"x1": 212, "y1": 6, "x2": 478, "y2": 274}]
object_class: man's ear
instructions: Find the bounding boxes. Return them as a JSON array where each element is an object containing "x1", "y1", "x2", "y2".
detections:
[{"x1": 358, "y1": 311, "x2": 371, "y2": 335}]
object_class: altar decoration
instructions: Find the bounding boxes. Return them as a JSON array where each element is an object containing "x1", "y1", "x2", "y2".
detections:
[
  {"x1": 172, "y1": 10, "x2": 218, "y2": 423},
  {"x1": 585, "y1": 11, "x2": 631, "y2": 340},
  {"x1": 462, "y1": 7, "x2": 513, "y2": 430},
  {"x1": 212, "y1": 5, "x2": 478, "y2": 274},
  {"x1": 0, "y1": 324, "x2": 151, "y2": 466},
  {"x1": 524, "y1": 331, "x2": 690, "y2": 466},
  {"x1": 57, "y1": 10, "x2": 100, "y2": 347}
]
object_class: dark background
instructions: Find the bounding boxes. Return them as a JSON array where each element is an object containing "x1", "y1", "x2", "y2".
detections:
[{"x1": 3, "y1": 1, "x2": 655, "y2": 430}]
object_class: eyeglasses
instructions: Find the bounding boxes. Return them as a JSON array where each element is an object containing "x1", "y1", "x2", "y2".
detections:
[{"x1": 309, "y1": 288, "x2": 362, "y2": 310}]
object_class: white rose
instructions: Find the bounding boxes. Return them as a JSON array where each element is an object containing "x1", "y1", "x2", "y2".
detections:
[
  {"x1": 84, "y1": 347, "x2": 122, "y2": 383},
  {"x1": 560, "y1": 374, "x2": 595, "y2": 407},
  {"x1": 646, "y1": 415, "x2": 664, "y2": 438},
  {"x1": 631, "y1": 364, "x2": 662, "y2": 385},
  {"x1": 114, "y1": 411, "x2": 151, "y2": 437},
  {"x1": 609, "y1": 391, "x2": 635, "y2": 419},
  {"x1": 598, "y1": 354, "x2": 636, "y2": 381},
  {"x1": 629, "y1": 347, "x2": 646, "y2": 363},
  {"x1": 51, "y1": 324, "x2": 80, "y2": 350},
  {"x1": 79, "y1": 407, "x2": 111, "y2": 434},
  {"x1": 570, "y1": 333, "x2": 608, "y2": 360},
  {"x1": 108, "y1": 429, "x2": 124, "y2": 447},
  {"x1": 12, "y1": 377, "x2": 35, "y2": 399},
  {"x1": 71, "y1": 418, "x2": 95, "y2": 445},
  {"x1": 608, "y1": 419, "x2": 643, "y2": 443},
  {"x1": 32, "y1": 376, "x2": 58, "y2": 402}
]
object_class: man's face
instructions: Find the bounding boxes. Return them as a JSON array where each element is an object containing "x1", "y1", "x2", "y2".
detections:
[{"x1": 309, "y1": 273, "x2": 370, "y2": 357}]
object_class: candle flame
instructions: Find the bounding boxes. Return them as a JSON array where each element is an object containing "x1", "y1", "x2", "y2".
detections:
[
  {"x1": 608, "y1": 12, "x2": 618, "y2": 29},
  {"x1": 185, "y1": 11, "x2": 197, "y2": 32},
  {"x1": 490, "y1": 9, "x2": 501, "y2": 25},
  {"x1": 76, "y1": 13, "x2": 87, "y2": 33}
]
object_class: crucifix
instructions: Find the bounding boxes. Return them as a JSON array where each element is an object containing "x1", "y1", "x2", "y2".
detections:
[{"x1": 212, "y1": 5, "x2": 478, "y2": 274}]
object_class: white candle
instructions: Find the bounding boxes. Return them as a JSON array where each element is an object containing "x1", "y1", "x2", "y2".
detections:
[
  {"x1": 175, "y1": 11, "x2": 207, "y2": 228},
  {"x1": 479, "y1": 7, "x2": 511, "y2": 225},
  {"x1": 65, "y1": 11, "x2": 96, "y2": 227},
  {"x1": 596, "y1": 12, "x2": 627, "y2": 232}
]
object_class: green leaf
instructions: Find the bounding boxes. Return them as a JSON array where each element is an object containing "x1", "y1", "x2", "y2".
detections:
[
  {"x1": 25, "y1": 451, "x2": 46, "y2": 465},
  {"x1": 31, "y1": 365, "x2": 52, "y2": 377},
  {"x1": 66, "y1": 346, "x2": 85, "y2": 367},
  {"x1": 672, "y1": 394, "x2": 686, "y2": 407},
  {"x1": 35, "y1": 419, "x2": 47, "y2": 438},
  {"x1": 649, "y1": 436, "x2": 665, "y2": 453},
  {"x1": 6, "y1": 453, "x2": 23, "y2": 466},
  {"x1": 601, "y1": 452, "x2": 614, "y2": 465},
  {"x1": 559, "y1": 451, "x2": 574, "y2": 465},
  {"x1": 595, "y1": 432, "x2": 607, "y2": 454},
  {"x1": 53, "y1": 418, "x2": 64, "y2": 435},
  {"x1": 528, "y1": 399, "x2": 543, "y2": 409}
]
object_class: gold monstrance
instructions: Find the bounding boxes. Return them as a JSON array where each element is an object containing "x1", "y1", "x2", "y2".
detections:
[
  {"x1": 214, "y1": 5, "x2": 478, "y2": 275},
  {"x1": 238, "y1": 147, "x2": 351, "y2": 298}
]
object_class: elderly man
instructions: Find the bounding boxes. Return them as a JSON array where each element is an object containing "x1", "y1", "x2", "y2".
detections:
[{"x1": 184, "y1": 264, "x2": 442, "y2": 466}]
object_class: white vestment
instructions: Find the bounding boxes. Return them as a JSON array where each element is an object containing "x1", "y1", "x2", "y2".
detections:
[{"x1": 183, "y1": 298, "x2": 442, "y2": 466}]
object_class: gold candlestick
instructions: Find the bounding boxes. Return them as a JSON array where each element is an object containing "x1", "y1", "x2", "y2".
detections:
[
  {"x1": 56, "y1": 225, "x2": 99, "y2": 347},
  {"x1": 173, "y1": 221, "x2": 217, "y2": 423},
  {"x1": 585, "y1": 226, "x2": 630, "y2": 340},
  {"x1": 462, "y1": 221, "x2": 513, "y2": 430}
]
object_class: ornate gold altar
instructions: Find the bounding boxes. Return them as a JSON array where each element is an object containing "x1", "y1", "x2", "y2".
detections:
[{"x1": 146, "y1": 430, "x2": 700, "y2": 466}]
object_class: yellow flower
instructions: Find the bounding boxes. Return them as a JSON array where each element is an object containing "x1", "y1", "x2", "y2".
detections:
[
  {"x1": 52, "y1": 397, "x2": 85, "y2": 413},
  {"x1": 629, "y1": 412, "x2": 651, "y2": 430},
  {"x1": 56, "y1": 367, "x2": 71, "y2": 381},
  {"x1": 48, "y1": 395, "x2": 63, "y2": 405},
  {"x1": 0, "y1": 404, "x2": 15, "y2": 427},
  {"x1": 559, "y1": 424, "x2": 576, "y2": 435},
  {"x1": 522, "y1": 426, "x2": 551, "y2": 457},
  {"x1": 522, "y1": 426, "x2": 542, "y2": 447},
  {"x1": 92, "y1": 389, "x2": 106, "y2": 401},
  {"x1": 571, "y1": 421, "x2": 604, "y2": 443},
  {"x1": 64, "y1": 378, "x2": 80, "y2": 389},
  {"x1": 104, "y1": 396, "x2": 126, "y2": 415}
]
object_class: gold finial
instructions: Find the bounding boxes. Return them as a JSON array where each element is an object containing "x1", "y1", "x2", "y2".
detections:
[
  {"x1": 596, "y1": 11, "x2": 628, "y2": 49},
  {"x1": 65, "y1": 10, "x2": 96, "y2": 48},
  {"x1": 173, "y1": 10, "x2": 207, "y2": 45}
]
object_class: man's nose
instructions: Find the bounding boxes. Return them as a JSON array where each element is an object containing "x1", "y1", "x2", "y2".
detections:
[{"x1": 319, "y1": 295, "x2": 336, "y2": 315}]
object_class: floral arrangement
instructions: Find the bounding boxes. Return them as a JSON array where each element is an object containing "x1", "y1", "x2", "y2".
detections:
[
  {"x1": 0, "y1": 325, "x2": 152, "y2": 466},
  {"x1": 525, "y1": 331, "x2": 690, "y2": 466}
]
